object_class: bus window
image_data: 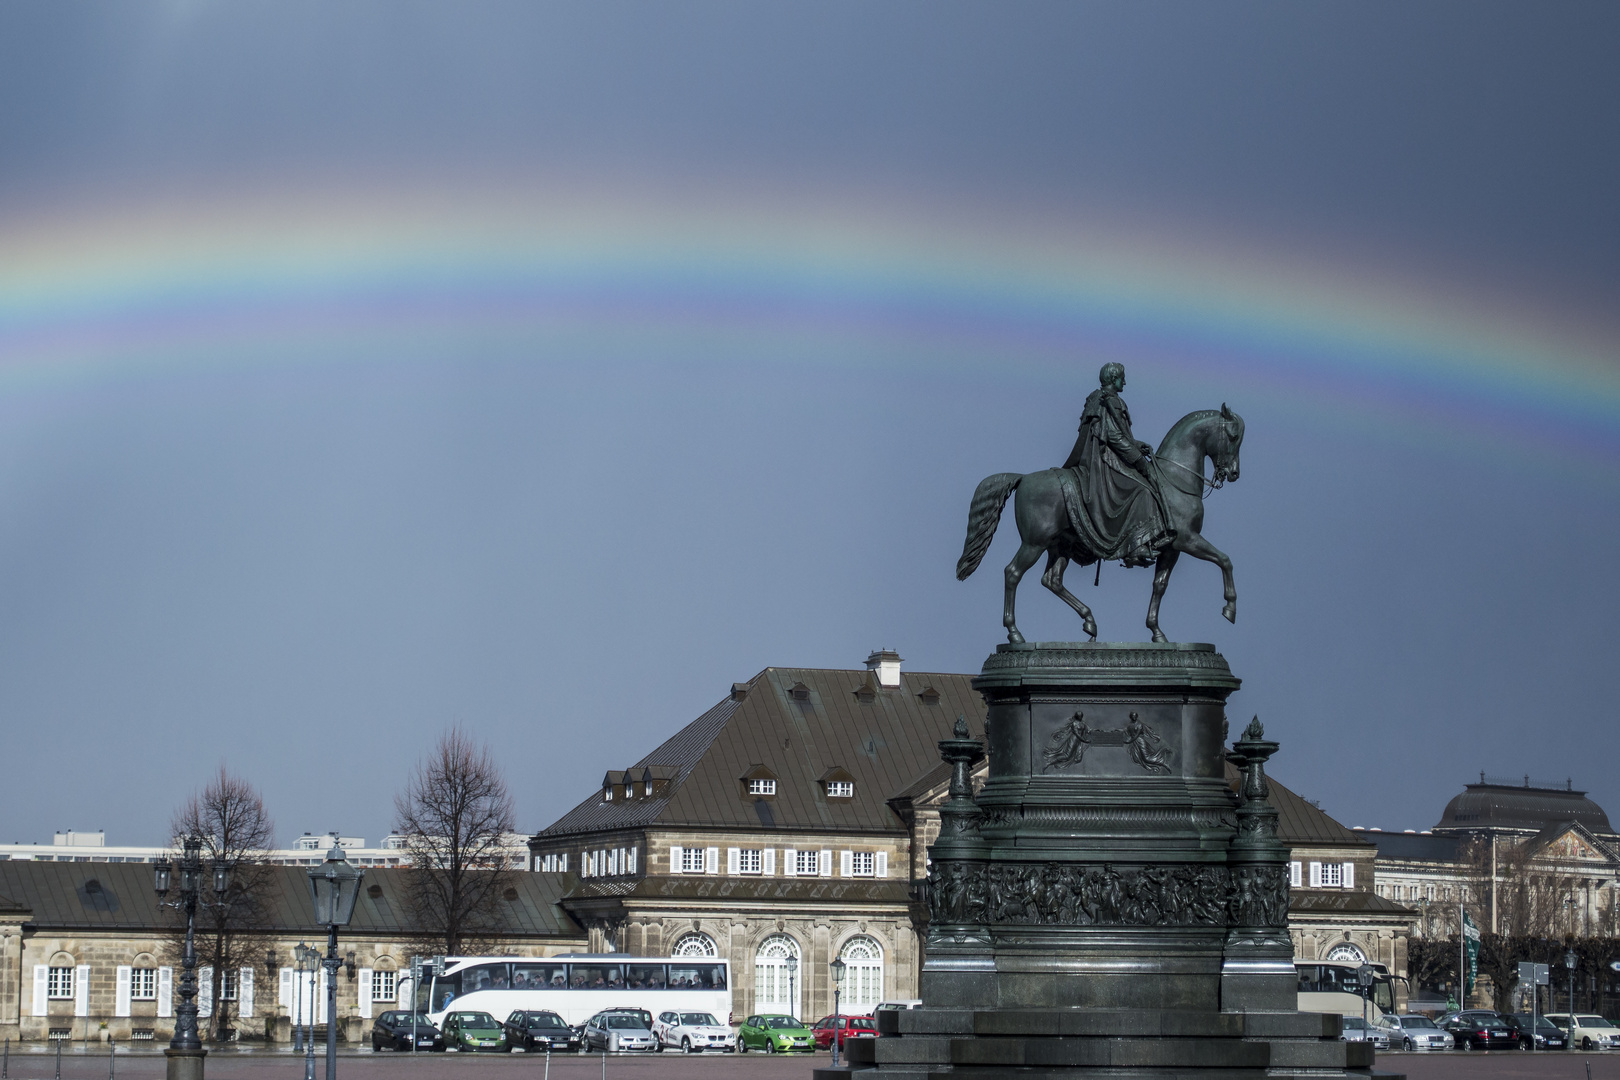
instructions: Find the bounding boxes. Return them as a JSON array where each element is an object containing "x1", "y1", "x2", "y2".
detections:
[
  {"x1": 431, "y1": 972, "x2": 461, "y2": 1011},
  {"x1": 668, "y1": 963, "x2": 726, "y2": 990},
  {"x1": 512, "y1": 963, "x2": 568, "y2": 989},
  {"x1": 568, "y1": 964, "x2": 624, "y2": 989},
  {"x1": 462, "y1": 964, "x2": 511, "y2": 993},
  {"x1": 1372, "y1": 981, "x2": 1395, "y2": 1014},
  {"x1": 624, "y1": 964, "x2": 666, "y2": 989}
]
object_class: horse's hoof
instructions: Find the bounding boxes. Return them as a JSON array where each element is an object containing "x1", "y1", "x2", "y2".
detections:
[
  {"x1": 1083, "y1": 620, "x2": 1097, "y2": 640},
  {"x1": 1007, "y1": 629, "x2": 1026, "y2": 644},
  {"x1": 1151, "y1": 630, "x2": 1168, "y2": 644},
  {"x1": 1222, "y1": 603, "x2": 1237, "y2": 624}
]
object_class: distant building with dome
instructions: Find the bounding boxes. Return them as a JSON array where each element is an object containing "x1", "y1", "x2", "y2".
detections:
[{"x1": 1364, "y1": 774, "x2": 1620, "y2": 1008}]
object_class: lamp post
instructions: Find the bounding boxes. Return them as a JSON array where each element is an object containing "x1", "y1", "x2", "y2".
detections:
[
  {"x1": 153, "y1": 836, "x2": 231, "y2": 1080},
  {"x1": 294, "y1": 944, "x2": 319, "y2": 1079},
  {"x1": 784, "y1": 953, "x2": 799, "y2": 1020},
  {"x1": 307, "y1": 844, "x2": 364, "y2": 1080},
  {"x1": 829, "y1": 957, "x2": 847, "y2": 1068},
  {"x1": 1565, "y1": 947, "x2": 1578, "y2": 1051}
]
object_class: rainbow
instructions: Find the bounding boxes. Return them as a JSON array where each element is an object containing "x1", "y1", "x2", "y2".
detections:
[{"x1": 2, "y1": 178, "x2": 1617, "y2": 462}]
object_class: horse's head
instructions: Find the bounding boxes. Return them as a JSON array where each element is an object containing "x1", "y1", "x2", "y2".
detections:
[{"x1": 1212, "y1": 403, "x2": 1244, "y2": 483}]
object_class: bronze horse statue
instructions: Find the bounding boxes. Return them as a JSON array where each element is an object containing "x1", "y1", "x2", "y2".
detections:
[{"x1": 956, "y1": 405, "x2": 1244, "y2": 643}]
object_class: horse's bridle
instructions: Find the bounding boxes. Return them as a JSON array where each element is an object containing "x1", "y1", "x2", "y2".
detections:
[{"x1": 1153, "y1": 454, "x2": 1226, "y2": 497}]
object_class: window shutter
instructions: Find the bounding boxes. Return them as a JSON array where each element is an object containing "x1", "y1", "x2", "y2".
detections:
[
  {"x1": 1308, "y1": 862, "x2": 1322, "y2": 888},
  {"x1": 1342, "y1": 862, "x2": 1354, "y2": 889},
  {"x1": 279, "y1": 967, "x2": 293, "y2": 1008},
  {"x1": 1290, "y1": 862, "x2": 1302, "y2": 888},
  {"x1": 157, "y1": 967, "x2": 173, "y2": 1018},
  {"x1": 763, "y1": 848, "x2": 775, "y2": 875},
  {"x1": 820, "y1": 849, "x2": 833, "y2": 878},
  {"x1": 669, "y1": 845, "x2": 683, "y2": 874},
  {"x1": 705, "y1": 847, "x2": 719, "y2": 875},
  {"x1": 74, "y1": 964, "x2": 90, "y2": 1018},
  {"x1": 239, "y1": 968, "x2": 254, "y2": 1019},
  {"x1": 358, "y1": 969, "x2": 373, "y2": 1019},
  {"x1": 627, "y1": 847, "x2": 638, "y2": 874},
  {"x1": 727, "y1": 848, "x2": 740, "y2": 875},
  {"x1": 840, "y1": 850, "x2": 854, "y2": 878},
  {"x1": 115, "y1": 966, "x2": 133, "y2": 1018},
  {"x1": 197, "y1": 966, "x2": 213, "y2": 1019},
  {"x1": 395, "y1": 976, "x2": 411, "y2": 1006},
  {"x1": 783, "y1": 848, "x2": 797, "y2": 877},
  {"x1": 32, "y1": 965, "x2": 47, "y2": 1016},
  {"x1": 876, "y1": 851, "x2": 888, "y2": 878}
]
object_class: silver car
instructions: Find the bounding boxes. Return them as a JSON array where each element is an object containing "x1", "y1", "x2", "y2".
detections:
[
  {"x1": 582, "y1": 1012, "x2": 657, "y2": 1053},
  {"x1": 1381, "y1": 1015, "x2": 1452, "y2": 1051},
  {"x1": 1340, "y1": 1015, "x2": 1390, "y2": 1050}
]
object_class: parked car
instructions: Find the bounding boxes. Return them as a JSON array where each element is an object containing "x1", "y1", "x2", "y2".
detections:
[
  {"x1": 737, "y1": 1014, "x2": 815, "y2": 1053},
  {"x1": 1545, "y1": 1013, "x2": 1620, "y2": 1051},
  {"x1": 1339, "y1": 1015, "x2": 1389, "y2": 1050},
  {"x1": 1380, "y1": 1015, "x2": 1453, "y2": 1051},
  {"x1": 503, "y1": 1010, "x2": 580, "y2": 1053},
  {"x1": 581, "y1": 1011, "x2": 658, "y2": 1053},
  {"x1": 653, "y1": 1010, "x2": 736, "y2": 1053},
  {"x1": 812, "y1": 1015, "x2": 879, "y2": 1051},
  {"x1": 873, "y1": 1000, "x2": 923, "y2": 1013},
  {"x1": 1441, "y1": 1011, "x2": 1517, "y2": 1050},
  {"x1": 369, "y1": 1010, "x2": 443, "y2": 1052},
  {"x1": 440, "y1": 1010, "x2": 508, "y2": 1052},
  {"x1": 1503, "y1": 1013, "x2": 1567, "y2": 1050}
]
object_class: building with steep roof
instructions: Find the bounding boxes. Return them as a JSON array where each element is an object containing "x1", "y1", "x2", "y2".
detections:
[
  {"x1": 531, "y1": 650, "x2": 1416, "y2": 1019},
  {"x1": 0, "y1": 861, "x2": 584, "y2": 1045}
]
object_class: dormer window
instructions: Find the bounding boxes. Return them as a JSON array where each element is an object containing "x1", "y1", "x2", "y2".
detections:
[
  {"x1": 740, "y1": 763, "x2": 779, "y2": 799},
  {"x1": 827, "y1": 781, "x2": 853, "y2": 798},
  {"x1": 604, "y1": 787, "x2": 613, "y2": 801},
  {"x1": 748, "y1": 779, "x2": 777, "y2": 796},
  {"x1": 789, "y1": 682, "x2": 811, "y2": 701},
  {"x1": 917, "y1": 686, "x2": 941, "y2": 705}
]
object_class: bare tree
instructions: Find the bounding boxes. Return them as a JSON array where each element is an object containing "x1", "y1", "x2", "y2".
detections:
[
  {"x1": 170, "y1": 766, "x2": 276, "y2": 1041},
  {"x1": 394, "y1": 726, "x2": 518, "y2": 955}
]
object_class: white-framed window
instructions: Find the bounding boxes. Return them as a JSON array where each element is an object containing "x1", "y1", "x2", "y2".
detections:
[
  {"x1": 796, "y1": 849, "x2": 819, "y2": 875},
  {"x1": 48, "y1": 967, "x2": 74, "y2": 999},
  {"x1": 1426, "y1": 884, "x2": 1435, "y2": 901},
  {"x1": 850, "y1": 851, "x2": 876, "y2": 877},
  {"x1": 681, "y1": 847, "x2": 706, "y2": 874},
  {"x1": 1289, "y1": 862, "x2": 1302, "y2": 888},
  {"x1": 131, "y1": 969, "x2": 157, "y2": 1001},
  {"x1": 604, "y1": 786, "x2": 613, "y2": 801},
  {"x1": 373, "y1": 970, "x2": 396, "y2": 1002},
  {"x1": 838, "y1": 936, "x2": 884, "y2": 1012},
  {"x1": 1321, "y1": 862, "x2": 1343, "y2": 888},
  {"x1": 738, "y1": 849, "x2": 762, "y2": 874},
  {"x1": 220, "y1": 970, "x2": 238, "y2": 1001},
  {"x1": 748, "y1": 779, "x2": 776, "y2": 796},
  {"x1": 672, "y1": 932, "x2": 718, "y2": 957},
  {"x1": 826, "y1": 781, "x2": 854, "y2": 798}
]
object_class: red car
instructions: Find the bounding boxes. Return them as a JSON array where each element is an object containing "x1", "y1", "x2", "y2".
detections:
[{"x1": 812, "y1": 1015, "x2": 878, "y2": 1050}]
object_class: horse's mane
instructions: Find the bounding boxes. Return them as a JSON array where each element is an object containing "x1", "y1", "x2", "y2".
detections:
[{"x1": 1158, "y1": 409, "x2": 1223, "y2": 451}]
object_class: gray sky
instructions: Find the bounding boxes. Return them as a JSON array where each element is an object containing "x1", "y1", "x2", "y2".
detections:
[{"x1": 1, "y1": 2, "x2": 1617, "y2": 850}]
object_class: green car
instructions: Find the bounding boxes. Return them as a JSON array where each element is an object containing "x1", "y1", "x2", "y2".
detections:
[
  {"x1": 441, "y1": 1010, "x2": 508, "y2": 1052},
  {"x1": 738, "y1": 1014, "x2": 815, "y2": 1053}
]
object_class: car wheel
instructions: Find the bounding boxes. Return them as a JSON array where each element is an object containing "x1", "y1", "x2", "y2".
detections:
[
  {"x1": 739, "y1": 1037, "x2": 749, "y2": 1054},
  {"x1": 682, "y1": 1037, "x2": 693, "y2": 1053},
  {"x1": 1584, "y1": 1037, "x2": 1594, "y2": 1051},
  {"x1": 1405, "y1": 1038, "x2": 1414, "y2": 1052},
  {"x1": 766, "y1": 1040, "x2": 776, "y2": 1054}
]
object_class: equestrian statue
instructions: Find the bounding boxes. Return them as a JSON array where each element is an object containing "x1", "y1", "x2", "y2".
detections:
[{"x1": 956, "y1": 363, "x2": 1244, "y2": 643}]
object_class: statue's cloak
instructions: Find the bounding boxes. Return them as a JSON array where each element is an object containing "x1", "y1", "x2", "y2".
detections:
[{"x1": 1059, "y1": 388, "x2": 1171, "y2": 567}]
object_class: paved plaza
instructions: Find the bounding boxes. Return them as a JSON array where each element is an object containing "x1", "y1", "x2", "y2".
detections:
[{"x1": 12, "y1": 1048, "x2": 1620, "y2": 1080}]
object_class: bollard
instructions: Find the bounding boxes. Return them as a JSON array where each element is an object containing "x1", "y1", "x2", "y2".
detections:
[
  {"x1": 601, "y1": 1049, "x2": 606, "y2": 1080},
  {"x1": 109, "y1": 1037, "x2": 116, "y2": 1080},
  {"x1": 2, "y1": 1035, "x2": 8, "y2": 1079},
  {"x1": 54, "y1": 1035, "x2": 61, "y2": 1080},
  {"x1": 544, "y1": 1046, "x2": 550, "y2": 1080}
]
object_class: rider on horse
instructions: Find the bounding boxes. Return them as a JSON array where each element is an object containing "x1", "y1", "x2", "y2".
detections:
[{"x1": 1060, "y1": 363, "x2": 1174, "y2": 568}]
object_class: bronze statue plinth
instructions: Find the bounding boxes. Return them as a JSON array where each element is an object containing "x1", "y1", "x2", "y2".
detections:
[{"x1": 818, "y1": 644, "x2": 1391, "y2": 1080}]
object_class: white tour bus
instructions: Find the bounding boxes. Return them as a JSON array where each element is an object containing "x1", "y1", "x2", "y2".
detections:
[
  {"x1": 1296, "y1": 960, "x2": 1397, "y2": 1024},
  {"x1": 419, "y1": 954, "x2": 732, "y2": 1030}
]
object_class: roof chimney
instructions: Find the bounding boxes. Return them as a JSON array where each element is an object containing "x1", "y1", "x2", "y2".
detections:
[{"x1": 865, "y1": 649, "x2": 902, "y2": 688}]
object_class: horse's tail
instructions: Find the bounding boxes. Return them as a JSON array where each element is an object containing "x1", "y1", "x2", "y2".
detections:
[{"x1": 956, "y1": 472, "x2": 1022, "y2": 580}]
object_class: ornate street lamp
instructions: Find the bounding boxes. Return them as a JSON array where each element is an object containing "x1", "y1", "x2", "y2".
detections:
[
  {"x1": 153, "y1": 836, "x2": 231, "y2": 1080},
  {"x1": 785, "y1": 953, "x2": 799, "y2": 1019},
  {"x1": 307, "y1": 844, "x2": 364, "y2": 1080},
  {"x1": 294, "y1": 943, "x2": 319, "y2": 1078},
  {"x1": 1565, "y1": 947, "x2": 1578, "y2": 1051},
  {"x1": 830, "y1": 956, "x2": 847, "y2": 1068}
]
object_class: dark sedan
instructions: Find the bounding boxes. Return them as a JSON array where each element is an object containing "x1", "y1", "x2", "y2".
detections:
[
  {"x1": 1504, "y1": 1013, "x2": 1567, "y2": 1050},
  {"x1": 1443, "y1": 1011, "x2": 1518, "y2": 1050},
  {"x1": 504, "y1": 1010, "x2": 580, "y2": 1053},
  {"x1": 369, "y1": 1010, "x2": 443, "y2": 1052}
]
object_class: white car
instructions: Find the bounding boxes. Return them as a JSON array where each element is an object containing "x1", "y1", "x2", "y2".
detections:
[
  {"x1": 653, "y1": 1009, "x2": 737, "y2": 1053},
  {"x1": 1547, "y1": 1013, "x2": 1620, "y2": 1051},
  {"x1": 1380, "y1": 1015, "x2": 1453, "y2": 1051}
]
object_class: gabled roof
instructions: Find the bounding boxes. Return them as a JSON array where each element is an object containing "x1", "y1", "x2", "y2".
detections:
[
  {"x1": 1522, "y1": 820, "x2": 1620, "y2": 863},
  {"x1": 535, "y1": 667, "x2": 987, "y2": 839},
  {"x1": 0, "y1": 861, "x2": 581, "y2": 937}
]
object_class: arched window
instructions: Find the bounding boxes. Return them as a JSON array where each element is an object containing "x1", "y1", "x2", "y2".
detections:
[
  {"x1": 1323, "y1": 942, "x2": 1366, "y2": 964},
  {"x1": 838, "y1": 936, "x2": 884, "y2": 1012},
  {"x1": 754, "y1": 934, "x2": 801, "y2": 1018},
  {"x1": 671, "y1": 932, "x2": 718, "y2": 957}
]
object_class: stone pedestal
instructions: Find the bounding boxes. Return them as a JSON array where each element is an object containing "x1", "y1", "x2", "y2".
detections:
[
  {"x1": 818, "y1": 642, "x2": 1397, "y2": 1080},
  {"x1": 164, "y1": 1047, "x2": 207, "y2": 1080}
]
